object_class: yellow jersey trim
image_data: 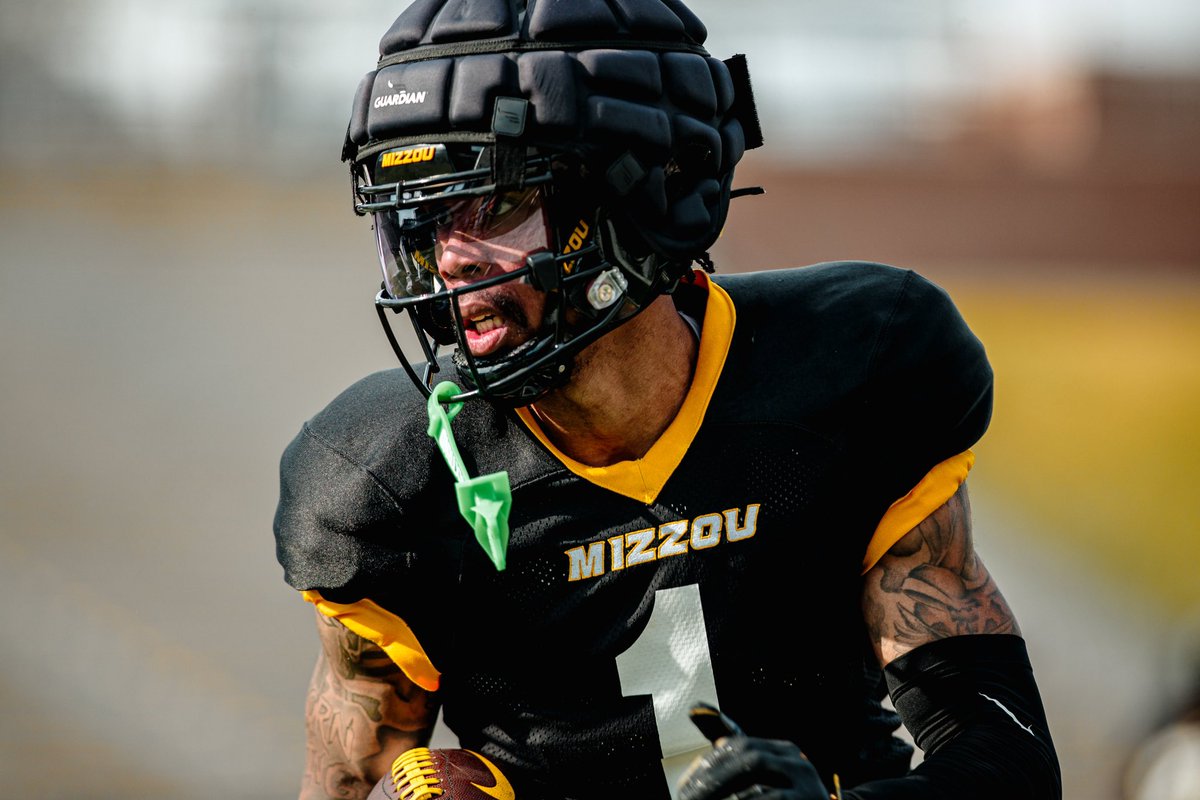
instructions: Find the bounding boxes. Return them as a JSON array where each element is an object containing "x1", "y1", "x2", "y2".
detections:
[
  {"x1": 861, "y1": 450, "x2": 975, "y2": 574},
  {"x1": 302, "y1": 590, "x2": 441, "y2": 692},
  {"x1": 515, "y1": 279, "x2": 736, "y2": 504}
]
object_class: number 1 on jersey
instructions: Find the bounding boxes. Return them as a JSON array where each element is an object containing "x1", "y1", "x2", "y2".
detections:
[{"x1": 615, "y1": 583, "x2": 719, "y2": 797}]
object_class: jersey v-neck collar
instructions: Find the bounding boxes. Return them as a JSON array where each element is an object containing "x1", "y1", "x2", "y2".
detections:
[{"x1": 514, "y1": 276, "x2": 736, "y2": 504}]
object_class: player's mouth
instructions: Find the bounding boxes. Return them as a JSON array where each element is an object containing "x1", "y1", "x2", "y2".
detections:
[
  {"x1": 461, "y1": 295, "x2": 532, "y2": 356},
  {"x1": 458, "y1": 288, "x2": 535, "y2": 357},
  {"x1": 463, "y1": 311, "x2": 509, "y2": 356}
]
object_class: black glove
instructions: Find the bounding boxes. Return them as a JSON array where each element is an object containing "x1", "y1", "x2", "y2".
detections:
[{"x1": 677, "y1": 703, "x2": 832, "y2": 800}]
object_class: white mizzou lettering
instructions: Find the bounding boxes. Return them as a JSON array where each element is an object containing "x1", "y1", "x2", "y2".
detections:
[
  {"x1": 625, "y1": 528, "x2": 657, "y2": 567},
  {"x1": 565, "y1": 504, "x2": 760, "y2": 582},
  {"x1": 657, "y1": 521, "x2": 689, "y2": 560}
]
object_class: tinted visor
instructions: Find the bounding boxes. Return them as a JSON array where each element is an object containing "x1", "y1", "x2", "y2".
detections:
[
  {"x1": 366, "y1": 144, "x2": 552, "y2": 301},
  {"x1": 375, "y1": 184, "x2": 549, "y2": 294},
  {"x1": 367, "y1": 143, "x2": 472, "y2": 300}
]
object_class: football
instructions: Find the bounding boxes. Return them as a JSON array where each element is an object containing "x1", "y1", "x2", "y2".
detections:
[{"x1": 367, "y1": 747, "x2": 516, "y2": 800}]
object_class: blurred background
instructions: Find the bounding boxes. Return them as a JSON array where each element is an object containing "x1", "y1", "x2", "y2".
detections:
[{"x1": 1, "y1": 1, "x2": 1197, "y2": 798}]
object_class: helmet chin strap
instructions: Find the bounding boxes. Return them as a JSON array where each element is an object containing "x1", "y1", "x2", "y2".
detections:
[
  {"x1": 448, "y1": 234, "x2": 615, "y2": 406},
  {"x1": 377, "y1": 180, "x2": 694, "y2": 407},
  {"x1": 451, "y1": 337, "x2": 575, "y2": 407},
  {"x1": 448, "y1": 197, "x2": 700, "y2": 407}
]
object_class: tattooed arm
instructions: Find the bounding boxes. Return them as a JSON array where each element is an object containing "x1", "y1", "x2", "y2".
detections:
[
  {"x1": 848, "y1": 481, "x2": 1061, "y2": 798},
  {"x1": 862, "y1": 480, "x2": 1019, "y2": 666},
  {"x1": 300, "y1": 611, "x2": 441, "y2": 800},
  {"x1": 680, "y1": 480, "x2": 1058, "y2": 798}
]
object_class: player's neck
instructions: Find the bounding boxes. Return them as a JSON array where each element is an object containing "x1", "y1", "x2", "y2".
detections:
[{"x1": 528, "y1": 295, "x2": 697, "y2": 466}]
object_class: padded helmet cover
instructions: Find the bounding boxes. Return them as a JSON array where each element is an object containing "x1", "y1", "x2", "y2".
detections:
[{"x1": 344, "y1": 0, "x2": 760, "y2": 263}]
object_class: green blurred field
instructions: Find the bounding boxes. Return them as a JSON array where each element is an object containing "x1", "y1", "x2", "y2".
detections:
[{"x1": 951, "y1": 275, "x2": 1200, "y2": 617}]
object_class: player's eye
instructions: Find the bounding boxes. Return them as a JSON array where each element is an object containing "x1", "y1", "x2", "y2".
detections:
[
  {"x1": 482, "y1": 187, "x2": 538, "y2": 221},
  {"x1": 486, "y1": 191, "x2": 522, "y2": 218},
  {"x1": 428, "y1": 187, "x2": 540, "y2": 237}
]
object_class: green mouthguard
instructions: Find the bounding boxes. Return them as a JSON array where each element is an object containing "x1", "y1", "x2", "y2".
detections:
[{"x1": 426, "y1": 381, "x2": 511, "y2": 570}]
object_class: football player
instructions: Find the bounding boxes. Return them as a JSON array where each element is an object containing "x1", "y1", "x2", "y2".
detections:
[{"x1": 274, "y1": 1, "x2": 1062, "y2": 798}]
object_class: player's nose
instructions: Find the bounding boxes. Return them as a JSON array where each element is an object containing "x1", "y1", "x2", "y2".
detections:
[{"x1": 436, "y1": 241, "x2": 492, "y2": 287}]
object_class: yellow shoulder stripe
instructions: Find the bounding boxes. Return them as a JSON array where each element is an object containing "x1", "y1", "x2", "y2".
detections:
[
  {"x1": 515, "y1": 279, "x2": 736, "y2": 504},
  {"x1": 302, "y1": 590, "x2": 441, "y2": 692},
  {"x1": 861, "y1": 450, "x2": 975, "y2": 575}
]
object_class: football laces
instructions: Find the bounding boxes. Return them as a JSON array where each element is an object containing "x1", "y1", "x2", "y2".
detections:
[{"x1": 390, "y1": 748, "x2": 443, "y2": 799}]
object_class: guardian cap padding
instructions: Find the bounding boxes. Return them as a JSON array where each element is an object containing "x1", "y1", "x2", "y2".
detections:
[
  {"x1": 344, "y1": 0, "x2": 761, "y2": 262},
  {"x1": 344, "y1": 0, "x2": 762, "y2": 404}
]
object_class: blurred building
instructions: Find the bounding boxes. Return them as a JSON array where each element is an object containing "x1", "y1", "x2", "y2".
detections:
[
  {"x1": 727, "y1": 68, "x2": 1200, "y2": 271},
  {"x1": 3, "y1": 0, "x2": 1199, "y2": 174},
  {"x1": 3, "y1": 0, "x2": 1196, "y2": 265}
]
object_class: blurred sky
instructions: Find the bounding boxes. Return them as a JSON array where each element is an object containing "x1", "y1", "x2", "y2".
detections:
[{"x1": 3, "y1": 0, "x2": 1200, "y2": 167}]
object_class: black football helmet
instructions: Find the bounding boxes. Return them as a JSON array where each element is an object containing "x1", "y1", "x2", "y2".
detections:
[{"x1": 343, "y1": 0, "x2": 763, "y2": 406}]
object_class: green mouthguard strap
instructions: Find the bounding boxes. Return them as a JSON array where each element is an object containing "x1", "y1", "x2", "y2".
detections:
[{"x1": 426, "y1": 381, "x2": 511, "y2": 570}]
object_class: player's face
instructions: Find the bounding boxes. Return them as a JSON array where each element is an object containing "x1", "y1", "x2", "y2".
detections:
[{"x1": 434, "y1": 188, "x2": 551, "y2": 358}]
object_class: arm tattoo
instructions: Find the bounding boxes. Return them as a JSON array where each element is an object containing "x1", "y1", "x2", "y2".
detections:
[
  {"x1": 301, "y1": 611, "x2": 440, "y2": 800},
  {"x1": 862, "y1": 482, "x2": 1020, "y2": 666}
]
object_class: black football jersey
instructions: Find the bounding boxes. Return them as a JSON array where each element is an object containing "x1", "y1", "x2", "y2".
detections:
[{"x1": 274, "y1": 262, "x2": 993, "y2": 799}]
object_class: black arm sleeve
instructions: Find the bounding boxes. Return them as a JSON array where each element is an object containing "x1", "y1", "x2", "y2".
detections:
[{"x1": 844, "y1": 635, "x2": 1062, "y2": 800}]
